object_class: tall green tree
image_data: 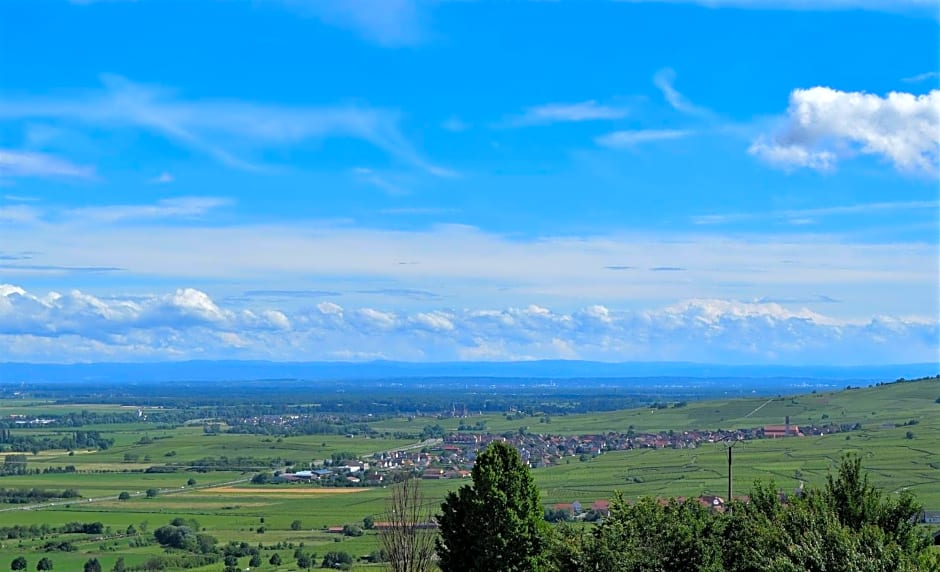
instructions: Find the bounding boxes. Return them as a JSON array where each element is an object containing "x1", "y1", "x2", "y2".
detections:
[
  {"x1": 35, "y1": 559, "x2": 52, "y2": 572},
  {"x1": 10, "y1": 558, "x2": 26, "y2": 572},
  {"x1": 437, "y1": 441, "x2": 548, "y2": 572},
  {"x1": 82, "y1": 559, "x2": 101, "y2": 572}
]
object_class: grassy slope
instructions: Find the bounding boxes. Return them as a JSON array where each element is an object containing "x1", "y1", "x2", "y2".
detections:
[{"x1": 0, "y1": 377, "x2": 936, "y2": 570}]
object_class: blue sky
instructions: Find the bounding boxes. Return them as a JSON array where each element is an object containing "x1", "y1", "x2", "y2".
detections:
[{"x1": 0, "y1": 0, "x2": 938, "y2": 364}]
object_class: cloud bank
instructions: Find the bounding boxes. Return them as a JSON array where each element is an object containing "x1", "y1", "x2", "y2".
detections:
[{"x1": 1, "y1": 284, "x2": 936, "y2": 364}]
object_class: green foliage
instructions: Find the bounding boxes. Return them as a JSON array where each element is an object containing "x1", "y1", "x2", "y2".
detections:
[
  {"x1": 110, "y1": 558, "x2": 125, "y2": 572},
  {"x1": 82, "y1": 559, "x2": 101, "y2": 572},
  {"x1": 144, "y1": 488, "x2": 158, "y2": 498},
  {"x1": 35, "y1": 558, "x2": 52, "y2": 572},
  {"x1": 437, "y1": 441, "x2": 548, "y2": 572},
  {"x1": 291, "y1": 519, "x2": 303, "y2": 530},
  {"x1": 117, "y1": 491, "x2": 130, "y2": 500},
  {"x1": 11, "y1": 557, "x2": 27, "y2": 571},
  {"x1": 362, "y1": 515, "x2": 375, "y2": 529},
  {"x1": 269, "y1": 553, "x2": 282, "y2": 566},
  {"x1": 321, "y1": 551, "x2": 352, "y2": 569},
  {"x1": 548, "y1": 454, "x2": 935, "y2": 572}
]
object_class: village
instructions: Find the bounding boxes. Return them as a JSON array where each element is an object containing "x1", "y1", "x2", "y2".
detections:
[{"x1": 268, "y1": 416, "x2": 851, "y2": 489}]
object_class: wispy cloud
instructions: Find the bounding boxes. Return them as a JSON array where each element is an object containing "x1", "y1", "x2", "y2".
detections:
[
  {"x1": 441, "y1": 116, "x2": 469, "y2": 132},
  {"x1": 596, "y1": 129, "x2": 691, "y2": 148},
  {"x1": 1, "y1": 284, "x2": 936, "y2": 363},
  {"x1": 0, "y1": 75, "x2": 450, "y2": 175},
  {"x1": 0, "y1": 149, "x2": 95, "y2": 180},
  {"x1": 149, "y1": 171, "x2": 174, "y2": 184},
  {"x1": 280, "y1": 0, "x2": 426, "y2": 46},
  {"x1": 0, "y1": 205, "x2": 41, "y2": 224},
  {"x1": 903, "y1": 71, "x2": 940, "y2": 83},
  {"x1": 64, "y1": 197, "x2": 231, "y2": 223},
  {"x1": 757, "y1": 295, "x2": 840, "y2": 304},
  {"x1": 244, "y1": 289, "x2": 342, "y2": 298},
  {"x1": 378, "y1": 207, "x2": 458, "y2": 216},
  {"x1": 352, "y1": 167, "x2": 410, "y2": 195},
  {"x1": 692, "y1": 200, "x2": 940, "y2": 225},
  {"x1": 1, "y1": 215, "x2": 935, "y2": 319},
  {"x1": 356, "y1": 288, "x2": 441, "y2": 301},
  {"x1": 0, "y1": 264, "x2": 122, "y2": 275},
  {"x1": 749, "y1": 87, "x2": 940, "y2": 174},
  {"x1": 507, "y1": 100, "x2": 629, "y2": 127},
  {"x1": 615, "y1": 0, "x2": 938, "y2": 14},
  {"x1": 653, "y1": 68, "x2": 713, "y2": 118}
]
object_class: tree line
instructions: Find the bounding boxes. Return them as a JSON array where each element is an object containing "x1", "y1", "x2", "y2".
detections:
[{"x1": 385, "y1": 441, "x2": 940, "y2": 572}]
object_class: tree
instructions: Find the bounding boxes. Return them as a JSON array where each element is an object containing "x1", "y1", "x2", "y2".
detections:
[
  {"x1": 380, "y1": 478, "x2": 437, "y2": 572},
  {"x1": 547, "y1": 454, "x2": 937, "y2": 572},
  {"x1": 321, "y1": 551, "x2": 352, "y2": 569},
  {"x1": 291, "y1": 519, "x2": 303, "y2": 531},
  {"x1": 83, "y1": 559, "x2": 101, "y2": 572},
  {"x1": 111, "y1": 558, "x2": 126, "y2": 572},
  {"x1": 118, "y1": 491, "x2": 131, "y2": 501},
  {"x1": 437, "y1": 441, "x2": 548, "y2": 572},
  {"x1": 363, "y1": 515, "x2": 375, "y2": 530},
  {"x1": 249, "y1": 554, "x2": 262, "y2": 568},
  {"x1": 35, "y1": 559, "x2": 52, "y2": 571},
  {"x1": 11, "y1": 558, "x2": 27, "y2": 571},
  {"x1": 187, "y1": 477, "x2": 197, "y2": 486},
  {"x1": 269, "y1": 553, "x2": 282, "y2": 566},
  {"x1": 295, "y1": 553, "x2": 311, "y2": 569},
  {"x1": 145, "y1": 488, "x2": 158, "y2": 498}
]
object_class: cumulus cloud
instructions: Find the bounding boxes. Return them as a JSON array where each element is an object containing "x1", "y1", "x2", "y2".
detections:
[
  {"x1": 0, "y1": 284, "x2": 936, "y2": 364},
  {"x1": 750, "y1": 87, "x2": 940, "y2": 173}
]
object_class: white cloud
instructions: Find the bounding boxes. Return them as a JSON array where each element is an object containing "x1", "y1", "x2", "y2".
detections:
[
  {"x1": 509, "y1": 101, "x2": 629, "y2": 126},
  {"x1": 0, "y1": 284, "x2": 936, "y2": 363},
  {"x1": 653, "y1": 68, "x2": 712, "y2": 118},
  {"x1": 0, "y1": 205, "x2": 41, "y2": 224},
  {"x1": 903, "y1": 71, "x2": 940, "y2": 83},
  {"x1": 0, "y1": 75, "x2": 449, "y2": 176},
  {"x1": 692, "y1": 200, "x2": 939, "y2": 225},
  {"x1": 65, "y1": 197, "x2": 231, "y2": 223},
  {"x1": 750, "y1": 87, "x2": 940, "y2": 173},
  {"x1": 280, "y1": 0, "x2": 424, "y2": 46},
  {"x1": 149, "y1": 172, "x2": 174, "y2": 184},
  {"x1": 596, "y1": 129, "x2": 691, "y2": 148},
  {"x1": 0, "y1": 149, "x2": 95, "y2": 180},
  {"x1": 1, "y1": 217, "x2": 936, "y2": 319}
]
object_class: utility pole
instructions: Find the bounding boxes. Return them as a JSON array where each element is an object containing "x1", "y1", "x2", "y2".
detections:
[{"x1": 726, "y1": 439, "x2": 741, "y2": 509}]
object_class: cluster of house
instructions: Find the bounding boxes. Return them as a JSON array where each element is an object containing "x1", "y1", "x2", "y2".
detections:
[
  {"x1": 5, "y1": 415, "x2": 55, "y2": 426},
  {"x1": 270, "y1": 417, "x2": 855, "y2": 487}
]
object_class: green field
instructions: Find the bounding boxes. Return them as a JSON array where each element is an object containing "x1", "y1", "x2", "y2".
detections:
[{"x1": 1, "y1": 378, "x2": 937, "y2": 570}]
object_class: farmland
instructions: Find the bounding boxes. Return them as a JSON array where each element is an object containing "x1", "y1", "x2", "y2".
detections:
[{"x1": 0, "y1": 376, "x2": 937, "y2": 570}]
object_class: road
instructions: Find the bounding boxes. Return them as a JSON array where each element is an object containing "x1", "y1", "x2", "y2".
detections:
[{"x1": 0, "y1": 477, "x2": 251, "y2": 513}]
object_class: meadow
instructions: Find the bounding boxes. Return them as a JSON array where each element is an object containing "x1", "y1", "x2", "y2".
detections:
[{"x1": 0, "y1": 377, "x2": 937, "y2": 570}]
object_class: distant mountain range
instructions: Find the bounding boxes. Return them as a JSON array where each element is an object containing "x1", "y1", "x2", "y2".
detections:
[{"x1": 0, "y1": 360, "x2": 936, "y2": 384}]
